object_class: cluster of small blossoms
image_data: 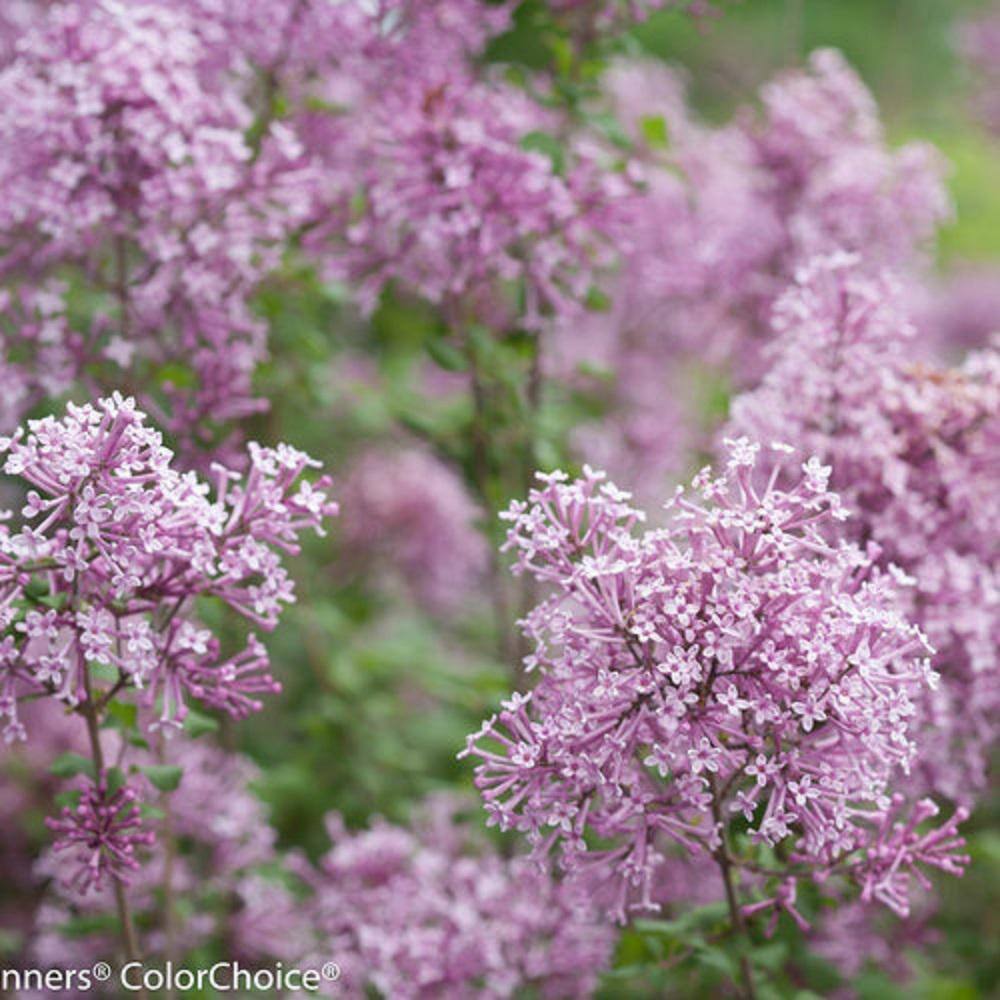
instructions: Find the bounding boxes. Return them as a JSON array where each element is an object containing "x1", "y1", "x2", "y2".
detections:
[
  {"x1": 752, "y1": 49, "x2": 949, "y2": 270},
  {"x1": 294, "y1": 0, "x2": 627, "y2": 331},
  {"x1": 0, "y1": 395, "x2": 335, "y2": 890},
  {"x1": 461, "y1": 439, "x2": 968, "y2": 922},
  {"x1": 44, "y1": 779, "x2": 154, "y2": 896},
  {"x1": 554, "y1": 49, "x2": 949, "y2": 497},
  {"x1": 731, "y1": 254, "x2": 1000, "y2": 802},
  {"x1": 328, "y1": 81, "x2": 625, "y2": 329},
  {"x1": 956, "y1": 3, "x2": 1000, "y2": 136},
  {"x1": 0, "y1": 0, "x2": 315, "y2": 461},
  {"x1": 919, "y1": 263, "x2": 1000, "y2": 356},
  {"x1": 0, "y1": 284, "x2": 80, "y2": 433},
  {"x1": 339, "y1": 447, "x2": 488, "y2": 615},
  {"x1": 286, "y1": 796, "x2": 615, "y2": 998},
  {"x1": 20, "y1": 737, "x2": 284, "y2": 970}
]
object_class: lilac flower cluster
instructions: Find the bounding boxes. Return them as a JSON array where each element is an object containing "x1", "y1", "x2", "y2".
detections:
[
  {"x1": 555, "y1": 50, "x2": 950, "y2": 497},
  {"x1": 0, "y1": 394, "x2": 335, "y2": 743},
  {"x1": 462, "y1": 439, "x2": 968, "y2": 922},
  {"x1": 0, "y1": 395, "x2": 335, "y2": 891},
  {"x1": 291, "y1": 796, "x2": 615, "y2": 999},
  {"x1": 731, "y1": 254, "x2": 1000, "y2": 803},
  {"x1": 23, "y1": 737, "x2": 283, "y2": 971},
  {"x1": 0, "y1": 0, "x2": 313, "y2": 460},
  {"x1": 957, "y1": 3, "x2": 1000, "y2": 135},
  {"x1": 340, "y1": 447, "x2": 488, "y2": 615},
  {"x1": 45, "y1": 779, "x2": 154, "y2": 896},
  {"x1": 294, "y1": 0, "x2": 626, "y2": 331}
]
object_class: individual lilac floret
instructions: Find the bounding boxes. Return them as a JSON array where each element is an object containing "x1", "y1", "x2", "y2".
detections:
[
  {"x1": 0, "y1": 394, "x2": 337, "y2": 740},
  {"x1": 461, "y1": 439, "x2": 967, "y2": 923},
  {"x1": 45, "y1": 778, "x2": 154, "y2": 895}
]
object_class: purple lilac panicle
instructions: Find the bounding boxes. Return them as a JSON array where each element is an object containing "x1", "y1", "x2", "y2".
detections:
[
  {"x1": 730, "y1": 254, "x2": 1000, "y2": 802},
  {"x1": 554, "y1": 49, "x2": 950, "y2": 500},
  {"x1": 292, "y1": 796, "x2": 615, "y2": 999},
  {"x1": 957, "y1": 3, "x2": 1000, "y2": 136},
  {"x1": 0, "y1": 0, "x2": 314, "y2": 459},
  {"x1": 0, "y1": 394, "x2": 337, "y2": 743},
  {"x1": 462, "y1": 439, "x2": 967, "y2": 922},
  {"x1": 340, "y1": 447, "x2": 488, "y2": 615}
]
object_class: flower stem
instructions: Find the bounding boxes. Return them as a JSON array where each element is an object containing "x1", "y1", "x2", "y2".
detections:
[
  {"x1": 158, "y1": 736, "x2": 179, "y2": 1000},
  {"x1": 80, "y1": 671, "x2": 145, "y2": 991},
  {"x1": 709, "y1": 777, "x2": 757, "y2": 1000},
  {"x1": 461, "y1": 323, "x2": 516, "y2": 667}
]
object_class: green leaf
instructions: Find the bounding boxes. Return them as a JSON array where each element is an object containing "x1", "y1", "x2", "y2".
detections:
[
  {"x1": 105, "y1": 701, "x2": 138, "y2": 731},
  {"x1": 425, "y1": 338, "x2": 467, "y2": 373},
  {"x1": 50, "y1": 753, "x2": 96, "y2": 780},
  {"x1": 585, "y1": 286, "x2": 612, "y2": 312},
  {"x1": 640, "y1": 114, "x2": 670, "y2": 149},
  {"x1": 520, "y1": 130, "x2": 565, "y2": 173},
  {"x1": 183, "y1": 709, "x2": 219, "y2": 738},
  {"x1": 141, "y1": 764, "x2": 184, "y2": 792},
  {"x1": 53, "y1": 789, "x2": 82, "y2": 810},
  {"x1": 105, "y1": 766, "x2": 126, "y2": 796}
]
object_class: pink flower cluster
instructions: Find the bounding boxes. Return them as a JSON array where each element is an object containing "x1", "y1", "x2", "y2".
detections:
[
  {"x1": 291, "y1": 797, "x2": 615, "y2": 998},
  {"x1": 294, "y1": 0, "x2": 626, "y2": 330},
  {"x1": 0, "y1": 0, "x2": 314, "y2": 460},
  {"x1": 555, "y1": 50, "x2": 950, "y2": 497},
  {"x1": 17, "y1": 735, "x2": 287, "y2": 973},
  {"x1": 0, "y1": 394, "x2": 336, "y2": 746},
  {"x1": 340, "y1": 447, "x2": 488, "y2": 615},
  {"x1": 731, "y1": 254, "x2": 1000, "y2": 803},
  {"x1": 462, "y1": 440, "x2": 968, "y2": 921},
  {"x1": 45, "y1": 778, "x2": 154, "y2": 896},
  {"x1": 0, "y1": 394, "x2": 334, "y2": 894}
]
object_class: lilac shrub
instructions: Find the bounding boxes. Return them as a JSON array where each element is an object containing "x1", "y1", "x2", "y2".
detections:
[
  {"x1": 462, "y1": 440, "x2": 969, "y2": 932},
  {"x1": 957, "y1": 3, "x2": 1000, "y2": 136}
]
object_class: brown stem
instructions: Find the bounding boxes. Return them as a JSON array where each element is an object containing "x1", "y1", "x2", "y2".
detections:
[
  {"x1": 709, "y1": 776, "x2": 757, "y2": 1000},
  {"x1": 79, "y1": 671, "x2": 145, "y2": 989},
  {"x1": 158, "y1": 736, "x2": 179, "y2": 1000},
  {"x1": 461, "y1": 325, "x2": 516, "y2": 667}
]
